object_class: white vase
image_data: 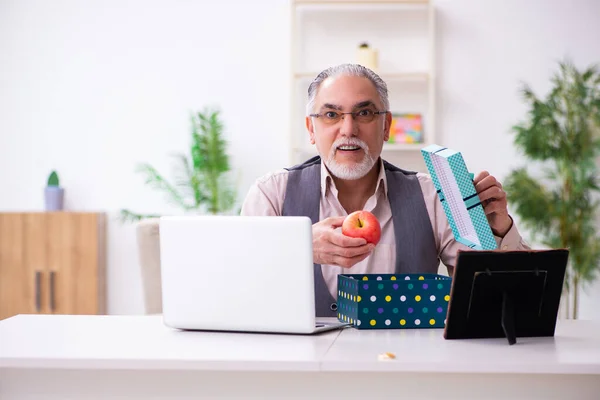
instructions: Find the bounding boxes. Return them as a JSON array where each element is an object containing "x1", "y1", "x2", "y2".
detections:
[
  {"x1": 44, "y1": 186, "x2": 64, "y2": 211},
  {"x1": 357, "y1": 46, "x2": 379, "y2": 72}
]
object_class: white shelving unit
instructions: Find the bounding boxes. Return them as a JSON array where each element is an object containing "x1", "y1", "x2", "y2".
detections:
[{"x1": 290, "y1": 0, "x2": 436, "y2": 165}]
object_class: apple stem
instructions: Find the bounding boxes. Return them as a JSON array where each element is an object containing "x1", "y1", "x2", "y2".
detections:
[{"x1": 358, "y1": 219, "x2": 363, "y2": 228}]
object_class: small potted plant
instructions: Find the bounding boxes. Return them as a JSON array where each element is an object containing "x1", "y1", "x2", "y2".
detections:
[{"x1": 45, "y1": 170, "x2": 64, "y2": 211}]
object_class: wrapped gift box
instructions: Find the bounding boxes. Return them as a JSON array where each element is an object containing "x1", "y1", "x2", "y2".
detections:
[{"x1": 337, "y1": 273, "x2": 452, "y2": 329}]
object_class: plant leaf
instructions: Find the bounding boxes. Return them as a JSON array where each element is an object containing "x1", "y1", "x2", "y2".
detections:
[{"x1": 135, "y1": 163, "x2": 194, "y2": 210}]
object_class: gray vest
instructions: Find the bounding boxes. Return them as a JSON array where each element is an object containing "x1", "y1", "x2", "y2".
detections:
[{"x1": 282, "y1": 156, "x2": 439, "y2": 317}]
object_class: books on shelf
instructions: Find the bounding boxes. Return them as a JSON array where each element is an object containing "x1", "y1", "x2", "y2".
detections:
[{"x1": 389, "y1": 113, "x2": 423, "y2": 144}]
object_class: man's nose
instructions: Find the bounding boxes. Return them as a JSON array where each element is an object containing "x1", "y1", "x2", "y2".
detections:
[{"x1": 339, "y1": 113, "x2": 358, "y2": 136}]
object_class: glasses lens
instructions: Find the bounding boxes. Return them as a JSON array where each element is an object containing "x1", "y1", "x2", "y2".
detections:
[
  {"x1": 355, "y1": 109, "x2": 375, "y2": 123},
  {"x1": 315, "y1": 109, "x2": 383, "y2": 124},
  {"x1": 322, "y1": 111, "x2": 341, "y2": 124}
]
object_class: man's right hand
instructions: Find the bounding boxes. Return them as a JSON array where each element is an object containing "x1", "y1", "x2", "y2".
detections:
[{"x1": 312, "y1": 216, "x2": 375, "y2": 268}]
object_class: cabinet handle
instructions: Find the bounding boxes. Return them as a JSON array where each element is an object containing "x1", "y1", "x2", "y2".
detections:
[
  {"x1": 50, "y1": 271, "x2": 56, "y2": 312},
  {"x1": 35, "y1": 271, "x2": 42, "y2": 312}
]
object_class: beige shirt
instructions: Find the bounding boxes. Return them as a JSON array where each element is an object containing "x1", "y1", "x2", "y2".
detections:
[{"x1": 240, "y1": 158, "x2": 530, "y2": 299}]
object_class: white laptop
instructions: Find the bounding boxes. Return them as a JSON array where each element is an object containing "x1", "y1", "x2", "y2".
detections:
[{"x1": 159, "y1": 215, "x2": 348, "y2": 334}]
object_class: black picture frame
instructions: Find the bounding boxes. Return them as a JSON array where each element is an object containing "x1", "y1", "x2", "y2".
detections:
[{"x1": 444, "y1": 249, "x2": 569, "y2": 345}]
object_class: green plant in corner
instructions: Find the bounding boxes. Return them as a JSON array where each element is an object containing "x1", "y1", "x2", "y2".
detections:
[
  {"x1": 504, "y1": 60, "x2": 600, "y2": 319},
  {"x1": 120, "y1": 108, "x2": 238, "y2": 222}
]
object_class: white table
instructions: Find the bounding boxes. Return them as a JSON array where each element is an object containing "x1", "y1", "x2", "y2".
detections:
[{"x1": 1, "y1": 314, "x2": 599, "y2": 399}]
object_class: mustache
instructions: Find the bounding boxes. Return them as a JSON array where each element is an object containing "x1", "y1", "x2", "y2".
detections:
[{"x1": 332, "y1": 137, "x2": 368, "y2": 151}]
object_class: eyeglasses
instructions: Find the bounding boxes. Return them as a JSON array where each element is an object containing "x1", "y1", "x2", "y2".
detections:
[{"x1": 309, "y1": 109, "x2": 388, "y2": 125}]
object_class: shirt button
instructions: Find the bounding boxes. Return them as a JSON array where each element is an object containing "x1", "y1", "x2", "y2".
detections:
[{"x1": 330, "y1": 303, "x2": 338, "y2": 311}]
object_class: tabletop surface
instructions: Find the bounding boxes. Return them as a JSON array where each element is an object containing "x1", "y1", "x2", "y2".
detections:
[
  {"x1": 322, "y1": 319, "x2": 600, "y2": 374},
  {"x1": 1, "y1": 314, "x2": 599, "y2": 374},
  {"x1": 0, "y1": 315, "x2": 341, "y2": 371}
]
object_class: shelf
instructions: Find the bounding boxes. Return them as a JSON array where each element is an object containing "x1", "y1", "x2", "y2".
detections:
[
  {"x1": 290, "y1": 0, "x2": 436, "y2": 165},
  {"x1": 293, "y1": 142, "x2": 427, "y2": 155},
  {"x1": 294, "y1": 0, "x2": 428, "y2": 3},
  {"x1": 294, "y1": 72, "x2": 429, "y2": 82},
  {"x1": 382, "y1": 143, "x2": 427, "y2": 151},
  {"x1": 293, "y1": 1, "x2": 429, "y2": 11},
  {"x1": 294, "y1": 6, "x2": 431, "y2": 74}
]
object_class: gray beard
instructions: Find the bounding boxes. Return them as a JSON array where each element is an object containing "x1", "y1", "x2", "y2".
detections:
[{"x1": 325, "y1": 144, "x2": 376, "y2": 180}]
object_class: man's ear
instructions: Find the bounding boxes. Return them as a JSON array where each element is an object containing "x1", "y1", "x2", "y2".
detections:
[
  {"x1": 383, "y1": 111, "x2": 392, "y2": 142},
  {"x1": 306, "y1": 116, "x2": 316, "y2": 145}
]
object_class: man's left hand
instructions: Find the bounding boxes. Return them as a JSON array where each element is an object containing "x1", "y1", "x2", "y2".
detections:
[{"x1": 474, "y1": 171, "x2": 513, "y2": 237}]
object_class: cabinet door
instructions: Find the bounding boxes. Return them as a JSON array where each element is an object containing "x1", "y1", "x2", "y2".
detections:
[
  {"x1": 46, "y1": 213, "x2": 104, "y2": 315},
  {"x1": 0, "y1": 214, "x2": 40, "y2": 320},
  {"x1": 23, "y1": 213, "x2": 50, "y2": 315}
]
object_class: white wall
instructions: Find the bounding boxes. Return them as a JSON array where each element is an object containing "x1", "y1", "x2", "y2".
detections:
[
  {"x1": 432, "y1": 0, "x2": 600, "y2": 320},
  {"x1": 0, "y1": 0, "x2": 292, "y2": 314},
  {"x1": 1, "y1": 0, "x2": 599, "y2": 319}
]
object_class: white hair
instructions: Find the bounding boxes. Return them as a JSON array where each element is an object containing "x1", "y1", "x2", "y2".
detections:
[{"x1": 306, "y1": 64, "x2": 390, "y2": 115}]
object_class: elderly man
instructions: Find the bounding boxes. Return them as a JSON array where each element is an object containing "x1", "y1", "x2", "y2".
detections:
[{"x1": 241, "y1": 63, "x2": 529, "y2": 316}]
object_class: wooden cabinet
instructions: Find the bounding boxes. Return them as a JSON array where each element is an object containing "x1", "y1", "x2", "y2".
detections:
[{"x1": 0, "y1": 212, "x2": 106, "y2": 320}]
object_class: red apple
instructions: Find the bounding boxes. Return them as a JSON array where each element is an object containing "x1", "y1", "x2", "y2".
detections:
[{"x1": 342, "y1": 210, "x2": 381, "y2": 245}]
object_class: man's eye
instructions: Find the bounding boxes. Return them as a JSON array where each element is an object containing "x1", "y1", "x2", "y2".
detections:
[
  {"x1": 324, "y1": 111, "x2": 339, "y2": 119},
  {"x1": 357, "y1": 109, "x2": 373, "y2": 117}
]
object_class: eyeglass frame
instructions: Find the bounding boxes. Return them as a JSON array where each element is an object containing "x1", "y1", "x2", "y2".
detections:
[{"x1": 308, "y1": 109, "x2": 389, "y2": 123}]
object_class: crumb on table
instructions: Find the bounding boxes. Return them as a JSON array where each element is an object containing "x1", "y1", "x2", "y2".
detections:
[{"x1": 377, "y1": 352, "x2": 396, "y2": 361}]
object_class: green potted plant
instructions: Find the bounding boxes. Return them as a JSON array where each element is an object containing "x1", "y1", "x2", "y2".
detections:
[
  {"x1": 504, "y1": 60, "x2": 600, "y2": 319},
  {"x1": 120, "y1": 107, "x2": 238, "y2": 222},
  {"x1": 45, "y1": 170, "x2": 64, "y2": 211}
]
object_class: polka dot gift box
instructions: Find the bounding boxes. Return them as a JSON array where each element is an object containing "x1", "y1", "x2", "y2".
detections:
[{"x1": 336, "y1": 273, "x2": 452, "y2": 329}]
